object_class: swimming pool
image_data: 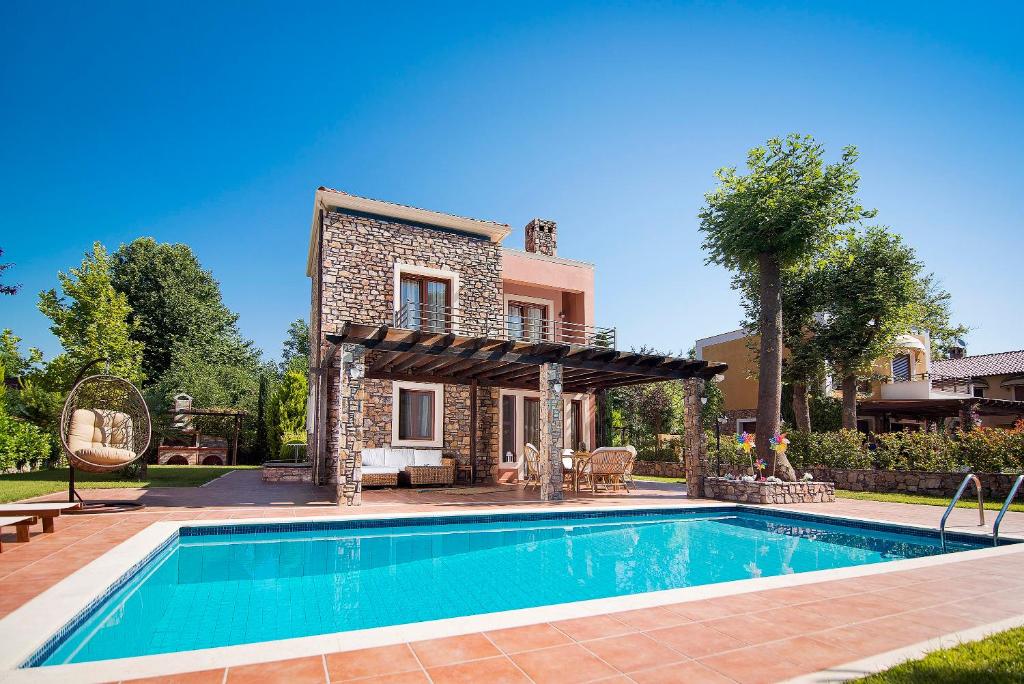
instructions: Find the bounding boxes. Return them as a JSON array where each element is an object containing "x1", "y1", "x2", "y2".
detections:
[{"x1": 28, "y1": 506, "x2": 994, "y2": 667}]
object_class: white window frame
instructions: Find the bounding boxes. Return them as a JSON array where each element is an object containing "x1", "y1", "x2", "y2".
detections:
[
  {"x1": 502, "y1": 292, "x2": 556, "y2": 341},
  {"x1": 393, "y1": 263, "x2": 461, "y2": 333},
  {"x1": 391, "y1": 380, "x2": 444, "y2": 448},
  {"x1": 736, "y1": 418, "x2": 756, "y2": 434},
  {"x1": 498, "y1": 389, "x2": 589, "y2": 475}
]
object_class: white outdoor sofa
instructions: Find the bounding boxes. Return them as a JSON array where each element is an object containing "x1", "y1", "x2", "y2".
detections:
[{"x1": 361, "y1": 447, "x2": 455, "y2": 488}]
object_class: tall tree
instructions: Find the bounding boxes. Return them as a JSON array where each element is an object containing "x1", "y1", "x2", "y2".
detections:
[
  {"x1": 0, "y1": 248, "x2": 20, "y2": 295},
  {"x1": 266, "y1": 368, "x2": 308, "y2": 459},
  {"x1": 110, "y1": 238, "x2": 259, "y2": 382},
  {"x1": 281, "y1": 318, "x2": 310, "y2": 372},
  {"x1": 38, "y1": 243, "x2": 144, "y2": 387},
  {"x1": 736, "y1": 259, "x2": 829, "y2": 432},
  {"x1": 815, "y1": 226, "x2": 953, "y2": 428},
  {"x1": 700, "y1": 134, "x2": 871, "y2": 479}
]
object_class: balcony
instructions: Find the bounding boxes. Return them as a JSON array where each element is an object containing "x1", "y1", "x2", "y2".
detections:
[
  {"x1": 394, "y1": 302, "x2": 616, "y2": 349},
  {"x1": 880, "y1": 373, "x2": 972, "y2": 400}
]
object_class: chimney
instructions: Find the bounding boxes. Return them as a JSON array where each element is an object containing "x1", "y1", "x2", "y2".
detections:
[
  {"x1": 948, "y1": 345, "x2": 966, "y2": 360},
  {"x1": 524, "y1": 218, "x2": 557, "y2": 257}
]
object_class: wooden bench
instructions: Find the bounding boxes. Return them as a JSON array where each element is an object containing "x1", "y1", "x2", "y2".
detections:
[
  {"x1": 0, "y1": 503, "x2": 80, "y2": 534},
  {"x1": 0, "y1": 516, "x2": 34, "y2": 551}
]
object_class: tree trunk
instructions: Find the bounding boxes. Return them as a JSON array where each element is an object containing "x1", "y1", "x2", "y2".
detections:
[
  {"x1": 792, "y1": 381, "x2": 811, "y2": 432},
  {"x1": 841, "y1": 374, "x2": 858, "y2": 429},
  {"x1": 755, "y1": 253, "x2": 797, "y2": 481}
]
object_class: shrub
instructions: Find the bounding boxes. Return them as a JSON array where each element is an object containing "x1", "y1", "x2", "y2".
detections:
[
  {"x1": 796, "y1": 429, "x2": 872, "y2": 469},
  {"x1": 0, "y1": 411, "x2": 52, "y2": 472}
]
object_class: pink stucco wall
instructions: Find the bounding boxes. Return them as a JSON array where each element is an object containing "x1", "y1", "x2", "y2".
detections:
[{"x1": 501, "y1": 249, "x2": 595, "y2": 327}]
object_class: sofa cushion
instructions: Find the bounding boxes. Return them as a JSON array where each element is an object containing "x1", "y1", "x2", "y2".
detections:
[
  {"x1": 362, "y1": 465, "x2": 401, "y2": 475},
  {"x1": 384, "y1": 448, "x2": 415, "y2": 469},
  {"x1": 413, "y1": 449, "x2": 443, "y2": 466},
  {"x1": 362, "y1": 448, "x2": 386, "y2": 467}
]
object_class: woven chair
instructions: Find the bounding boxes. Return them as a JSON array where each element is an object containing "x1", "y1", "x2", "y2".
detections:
[
  {"x1": 589, "y1": 447, "x2": 636, "y2": 493},
  {"x1": 523, "y1": 443, "x2": 541, "y2": 487}
]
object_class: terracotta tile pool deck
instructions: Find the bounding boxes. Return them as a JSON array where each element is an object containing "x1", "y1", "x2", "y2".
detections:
[{"x1": 2, "y1": 471, "x2": 1023, "y2": 683}]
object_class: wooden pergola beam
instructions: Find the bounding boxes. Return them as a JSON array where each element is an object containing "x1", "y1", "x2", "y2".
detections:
[{"x1": 328, "y1": 323, "x2": 727, "y2": 386}]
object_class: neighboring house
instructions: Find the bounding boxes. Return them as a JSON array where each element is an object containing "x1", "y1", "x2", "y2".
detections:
[
  {"x1": 305, "y1": 188, "x2": 723, "y2": 504},
  {"x1": 932, "y1": 350, "x2": 1024, "y2": 428},
  {"x1": 696, "y1": 329, "x2": 1024, "y2": 433}
]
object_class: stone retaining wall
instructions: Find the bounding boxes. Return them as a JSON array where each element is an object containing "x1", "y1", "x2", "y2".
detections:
[
  {"x1": 633, "y1": 461, "x2": 686, "y2": 478},
  {"x1": 704, "y1": 477, "x2": 835, "y2": 504},
  {"x1": 809, "y1": 467, "x2": 1024, "y2": 500},
  {"x1": 262, "y1": 464, "x2": 313, "y2": 483}
]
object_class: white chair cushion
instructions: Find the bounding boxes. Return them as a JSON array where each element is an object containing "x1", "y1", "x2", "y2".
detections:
[
  {"x1": 361, "y1": 448, "x2": 386, "y2": 467},
  {"x1": 75, "y1": 446, "x2": 136, "y2": 466},
  {"x1": 384, "y1": 448, "x2": 415, "y2": 469},
  {"x1": 362, "y1": 466, "x2": 401, "y2": 475},
  {"x1": 413, "y1": 449, "x2": 443, "y2": 466}
]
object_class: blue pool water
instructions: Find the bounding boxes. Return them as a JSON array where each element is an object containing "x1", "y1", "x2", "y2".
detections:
[{"x1": 34, "y1": 508, "x2": 990, "y2": 666}]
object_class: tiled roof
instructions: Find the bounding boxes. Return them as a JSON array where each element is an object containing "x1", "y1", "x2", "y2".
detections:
[
  {"x1": 318, "y1": 187, "x2": 509, "y2": 229},
  {"x1": 932, "y1": 350, "x2": 1024, "y2": 378}
]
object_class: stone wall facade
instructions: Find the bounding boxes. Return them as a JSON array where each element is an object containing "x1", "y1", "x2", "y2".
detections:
[
  {"x1": 721, "y1": 408, "x2": 757, "y2": 435},
  {"x1": 704, "y1": 477, "x2": 835, "y2": 504},
  {"x1": 312, "y1": 208, "x2": 507, "y2": 494},
  {"x1": 809, "y1": 467, "x2": 1024, "y2": 501}
]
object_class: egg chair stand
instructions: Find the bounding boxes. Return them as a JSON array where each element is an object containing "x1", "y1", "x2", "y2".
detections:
[{"x1": 60, "y1": 359, "x2": 151, "y2": 513}]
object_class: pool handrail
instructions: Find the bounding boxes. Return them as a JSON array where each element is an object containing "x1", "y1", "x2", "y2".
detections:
[
  {"x1": 940, "y1": 473, "x2": 984, "y2": 552},
  {"x1": 992, "y1": 473, "x2": 1024, "y2": 547}
]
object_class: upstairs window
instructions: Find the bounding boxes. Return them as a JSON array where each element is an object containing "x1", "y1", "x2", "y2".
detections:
[
  {"x1": 399, "y1": 275, "x2": 450, "y2": 333},
  {"x1": 892, "y1": 354, "x2": 911, "y2": 382}
]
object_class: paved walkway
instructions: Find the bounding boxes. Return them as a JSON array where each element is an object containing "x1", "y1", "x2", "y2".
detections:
[{"x1": 1, "y1": 471, "x2": 1022, "y2": 683}]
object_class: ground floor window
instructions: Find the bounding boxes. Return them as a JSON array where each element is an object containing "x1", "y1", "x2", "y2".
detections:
[
  {"x1": 569, "y1": 399, "x2": 584, "y2": 451},
  {"x1": 391, "y1": 381, "x2": 443, "y2": 447},
  {"x1": 501, "y1": 395, "x2": 516, "y2": 464},
  {"x1": 524, "y1": 397, "x2": 540, "y2": 447},
  {"x1": 736, "y1": 418, "x2": 756, "y2": 434}
]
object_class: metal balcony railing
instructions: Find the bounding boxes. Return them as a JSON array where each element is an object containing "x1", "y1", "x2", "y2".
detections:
[{"x1": 393, "y1": 302, "x2": 616, "y2": 349}]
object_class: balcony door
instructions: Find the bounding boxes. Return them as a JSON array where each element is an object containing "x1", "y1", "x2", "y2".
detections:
[
  {"x1": 400, "y1": 275, "x2": 450, "y2": 333},
  {"x1": 508, "y1": 301, "x2": 548, "y2": 342}
]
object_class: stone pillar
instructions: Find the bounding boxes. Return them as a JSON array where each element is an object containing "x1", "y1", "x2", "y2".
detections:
[
  {"x1": 959, "y1": 400, "x2": 982, "y2": 432},
  {"x1": 337, "y1": 344, "x2": 366, "y2": 506},
  {"x1": 683, "y1": 377, "x2": 707, "y2": 498},
  {"x1": 539, "y1": 363, "x2": 564, "y2": 501}
]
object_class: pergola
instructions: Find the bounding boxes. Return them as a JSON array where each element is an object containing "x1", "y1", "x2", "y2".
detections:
[
  {"x1": 320, "y1": 322, "x2": 727, "y2": 504},
  {"x1": 859, "y1": 398, "x2": 1024, "y2": 427}
]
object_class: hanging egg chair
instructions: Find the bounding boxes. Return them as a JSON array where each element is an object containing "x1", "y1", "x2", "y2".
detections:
[{"x1": 59, "y1": 363, "x2": 151, "y2": 510}]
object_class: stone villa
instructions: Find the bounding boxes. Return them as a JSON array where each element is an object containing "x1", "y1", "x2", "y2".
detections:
[{"x1": 305, "y1": 188, "x2": 725, "y2": 504}]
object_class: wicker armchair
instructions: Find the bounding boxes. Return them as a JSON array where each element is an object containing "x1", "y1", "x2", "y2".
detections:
[
  {"x1": 589, "y1": 446, "x2": 636, "y2": 492},
  {"x1": 523, "y1": 443, "x2": 541, "y2": 487},
  {"x1": 404, "y1": 456, "x2": 456, "y2": 486}
]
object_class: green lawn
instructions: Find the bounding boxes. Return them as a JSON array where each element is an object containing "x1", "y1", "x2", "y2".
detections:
[
  {"x1": 0, "y1": 466, "x2": 258, "y2": 503},
  {"x1": 837, "y1": 489, "x2": 1024, "y2": 513},
  {"x1": 633, "y1": 475, "x2": 686, "y2": 484},
  {"x1": 860, "y1": 626, "x2": 1024, "y2": 683}
]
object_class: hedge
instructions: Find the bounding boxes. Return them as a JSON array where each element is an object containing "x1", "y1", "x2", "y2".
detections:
[{"x1": 703, "y1": 422, "x2": 1024, "y2": 475}]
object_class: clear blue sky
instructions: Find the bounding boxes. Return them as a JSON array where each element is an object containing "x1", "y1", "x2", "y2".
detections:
[{"x1": 2, "y1": 1, "x2": 1021, "y2": 362}]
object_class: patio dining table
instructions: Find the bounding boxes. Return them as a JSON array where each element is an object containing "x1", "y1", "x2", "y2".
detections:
[{"x1": 562, "y1": 450, "x2": 592, "y2": 493}]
